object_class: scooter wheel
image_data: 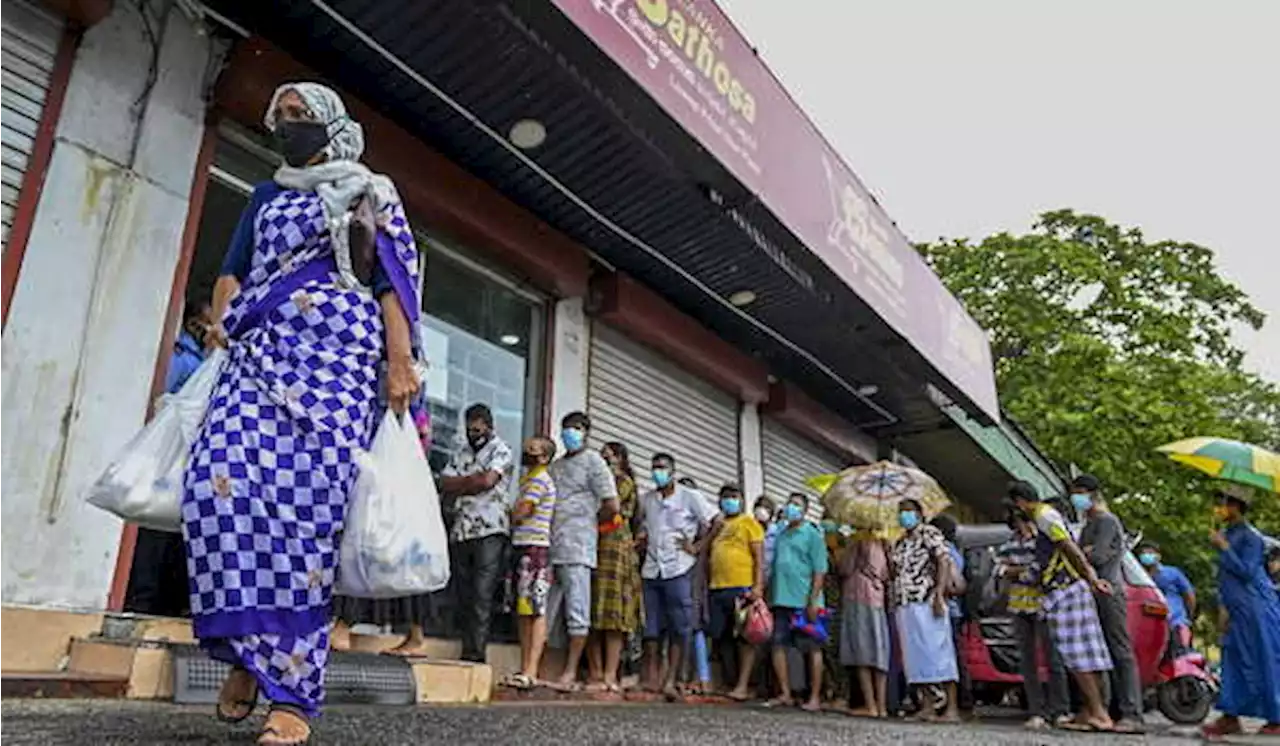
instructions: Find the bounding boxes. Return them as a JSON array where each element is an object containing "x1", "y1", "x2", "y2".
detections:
[{"x1": 1156, "y1": 677, "x2": 1215, "y2": 725}]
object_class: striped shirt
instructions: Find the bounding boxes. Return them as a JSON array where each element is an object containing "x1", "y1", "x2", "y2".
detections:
[
  {"x1": 512, "y1": 467, "x2": 557, "y2": 548},
  {"x1": 996, "y1": 533, "x2": 1043, "y2": 615}
]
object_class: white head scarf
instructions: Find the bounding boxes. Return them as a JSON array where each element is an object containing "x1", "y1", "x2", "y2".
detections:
[{"x1": 264, "y1": 82, "x2": 402, "y2": 291}]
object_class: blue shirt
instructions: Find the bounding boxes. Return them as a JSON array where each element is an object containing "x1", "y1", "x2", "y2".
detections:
[
  {"x1": 1152, "y1": 564, "x2": 1194, "y2": 627},
  {"x1": 769, "y1": 521, "x2": 829, "y2": 609},
  {"x1": 164, "y1": 331, "x2": 205, "y2": 394}
]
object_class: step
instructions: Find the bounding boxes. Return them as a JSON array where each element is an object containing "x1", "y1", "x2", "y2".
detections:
[
  {"x1": 68, "y1": 638, "x2": 174, "y2": 700},
  {"x1": 0, "y1": 670, "x2": 129, "y2": 699},
  {"x1": 1, "y1": 606, "x2": 105, "y2": 672},
  {"x1": 66, "y1": 637, "x2": 495, "y2": 705}
]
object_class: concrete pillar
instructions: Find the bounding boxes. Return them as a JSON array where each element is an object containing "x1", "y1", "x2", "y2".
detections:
[
  {"x1": 739, "y1": 401, "x2": 764, "y2": 506},
  {"x1": 549, "y1": 297, "x2": 589, "y2": 430},
  {"x1": 1, "y1": 2, "x2": 215, "y2": 609}
]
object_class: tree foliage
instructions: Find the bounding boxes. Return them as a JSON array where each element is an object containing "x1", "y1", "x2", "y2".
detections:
[{"x1": 918, "y1": 209, "x2": 1280, "y2": 605}]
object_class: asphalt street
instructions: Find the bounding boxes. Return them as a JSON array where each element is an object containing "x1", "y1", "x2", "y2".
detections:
[{"x1": 8, "y1": 699, "x2": 1270, "y2": 746}]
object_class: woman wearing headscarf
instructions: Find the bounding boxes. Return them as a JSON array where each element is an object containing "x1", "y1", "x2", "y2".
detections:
[{"x1": 188, "y1": 82, "x2": 421, "y2": 745}]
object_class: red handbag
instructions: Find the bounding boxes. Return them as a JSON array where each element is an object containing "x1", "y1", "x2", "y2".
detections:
[{"x1": 742, "y1": 597, "x2": 774, "y2": 645}]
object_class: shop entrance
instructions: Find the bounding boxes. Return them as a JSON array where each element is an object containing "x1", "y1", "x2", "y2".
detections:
[{"x1": 124, "y1": 124, "x2": 546, "y2": 645}]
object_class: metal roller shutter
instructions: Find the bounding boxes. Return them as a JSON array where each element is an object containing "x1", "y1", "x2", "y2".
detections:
[
  {"x1": 762, "y1": 419, "x2": 850, "y2": 523},
  {"x1": 1, "y1": 0, "x2": 63, "y2": 249},
  {"x1": 587, "y1": 325, "x2": 740, "y2": 496}
]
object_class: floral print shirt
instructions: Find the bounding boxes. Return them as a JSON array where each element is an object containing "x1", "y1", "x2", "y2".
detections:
[{"x1": 442, "y1": 435, "x2": 514, "y2": 543}]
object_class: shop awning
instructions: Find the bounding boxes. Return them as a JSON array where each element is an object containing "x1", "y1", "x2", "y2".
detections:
[{"x1": 200, "y1": 0, "x2": 1029, "y2": 503}]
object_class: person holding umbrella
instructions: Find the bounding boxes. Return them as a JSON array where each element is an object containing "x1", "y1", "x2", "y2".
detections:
[{"x1": 1201, "y1": 487, "x2": 1280, "y2": 739}]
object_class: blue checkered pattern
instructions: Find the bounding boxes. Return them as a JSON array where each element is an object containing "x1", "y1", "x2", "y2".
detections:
[{"x1": 183, "y1": 189, "x2": 416, "y2": 716}]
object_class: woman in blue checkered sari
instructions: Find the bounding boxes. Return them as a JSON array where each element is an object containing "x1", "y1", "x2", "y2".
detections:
[{"x1": 185, "y1": 82, "x2": 421, "y2": 745}]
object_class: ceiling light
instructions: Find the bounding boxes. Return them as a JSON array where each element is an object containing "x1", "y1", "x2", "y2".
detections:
[
  {"x1": 509, "y1": 119, "x2": 546, "y2": 149},
  {"x1": 728, "y1": 289, "x2": 757, "y2": 307},
  {"x1": 500, "y1": 334, "x2": 521, "y2": 346},
  {"x1": 856, "y1": 384, "x2": 879, "y2": 397}
]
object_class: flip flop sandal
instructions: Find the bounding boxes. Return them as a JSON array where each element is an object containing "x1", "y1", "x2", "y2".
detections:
[
  {"x1": 258, "y1": 706, "x2": 311, "y2": 746},
  {"x1": 215, "y1": 669, "x2": 259, "y2": 724},
  {"x1": 1060, "y1": 720, "x2": 1112, "y2": 733}
]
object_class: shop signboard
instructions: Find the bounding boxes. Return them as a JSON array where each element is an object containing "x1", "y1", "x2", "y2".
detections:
[{"x1": 550, "y1": 0, "x2": 1000, "y2": 422}]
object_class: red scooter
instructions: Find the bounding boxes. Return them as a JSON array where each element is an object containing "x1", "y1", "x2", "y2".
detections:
[{"x1": 1145, "y1": 615, "x2": 1219, "y2": 724}]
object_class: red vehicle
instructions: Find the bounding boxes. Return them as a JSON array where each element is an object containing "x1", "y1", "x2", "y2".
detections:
[{"x1": 956, "y1": 524, "x2": 1215, "y2": 724}]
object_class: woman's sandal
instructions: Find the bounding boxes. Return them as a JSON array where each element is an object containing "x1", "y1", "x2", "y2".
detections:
[
  {"x1": 258, "y1": 705, "x2": 311, "y2": 746},
  {"x1": 215, "y1": 667, "x2": 259, "y2": 724}
]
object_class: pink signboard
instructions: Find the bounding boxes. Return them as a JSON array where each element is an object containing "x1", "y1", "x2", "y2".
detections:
[{"x1": 550, "y1": 0, "x2": 1000, "y2": 422}]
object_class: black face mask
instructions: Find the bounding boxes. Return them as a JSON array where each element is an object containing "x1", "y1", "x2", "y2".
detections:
[
  {"x1": 521, "y1": 452, "x2": 539, "y2": 467},
  {"x1": 274, "y1": 120, "x2": 333, "y2": 167}
]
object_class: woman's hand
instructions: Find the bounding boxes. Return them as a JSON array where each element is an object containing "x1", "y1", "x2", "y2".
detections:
[
  {"x1": 386, "y1": 354, "x2": 419, "y2": 414},
  {"x1": 205, "y1": 322, "x2": 229, "y2": 349}
]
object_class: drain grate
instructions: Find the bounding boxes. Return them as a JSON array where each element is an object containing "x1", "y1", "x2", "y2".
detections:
[{"x1": 172, "y1": 646, "x2": 416, "y2": 706}]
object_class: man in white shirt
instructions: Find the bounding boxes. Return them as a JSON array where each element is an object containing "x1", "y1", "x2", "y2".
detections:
[{"x1": 634, "y1": 453, "x2": 721, "y2": 699}]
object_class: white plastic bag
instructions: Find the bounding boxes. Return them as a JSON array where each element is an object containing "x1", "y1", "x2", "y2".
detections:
[
  {"x1": 86, "y1": 349, "x2": 228, "y2": 532},
  {"x1": 337, "y1": 411, "x2": 450, "y2": 598}
]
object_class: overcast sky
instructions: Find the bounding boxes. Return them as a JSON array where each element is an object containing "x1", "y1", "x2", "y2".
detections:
[{"x1": 719, "y1": 0, "x2": 1279, "y2": 383}]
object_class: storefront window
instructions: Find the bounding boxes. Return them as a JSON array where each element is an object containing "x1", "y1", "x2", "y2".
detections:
[{"x1": 419, "y1": 241, "x2": 545, "y2": 482}]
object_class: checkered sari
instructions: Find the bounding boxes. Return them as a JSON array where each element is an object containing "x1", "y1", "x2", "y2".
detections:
[{"x1": 183, "y1": 187, "x2": 418, "y2": 716}]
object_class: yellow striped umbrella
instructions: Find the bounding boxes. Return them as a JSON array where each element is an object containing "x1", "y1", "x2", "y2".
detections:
[{"x1": 1156, "y1": 437, "x2": 1280, "y2": 493}]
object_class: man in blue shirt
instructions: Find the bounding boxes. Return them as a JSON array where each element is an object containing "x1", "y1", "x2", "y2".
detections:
[
  {"x1": 1138, "y1": 543, "x2": 1196, "y2": 652},
  {"x1": 124, "y1": 296, "x2": 212, "y2": 616}
]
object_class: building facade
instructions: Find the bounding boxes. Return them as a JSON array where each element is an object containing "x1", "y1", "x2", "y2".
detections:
[{"x1": 1, "y1": 0, "x2": 1063, "y2": 620}]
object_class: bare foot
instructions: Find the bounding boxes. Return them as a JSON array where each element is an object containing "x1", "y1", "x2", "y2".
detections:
[
  {"x1": 847, "y1": 707, "x2": 879, "y2": 718},
  {"x1": 329, "y1": 625, "x2": 352, "y2": 652},
  {"x1": 662, "y1": 683, "x2": 681, "y2": 702},
  {"x1": 801, "y1": 699, "x2": 823, "y2": 713},
  {"x1": 258, "y1": 708, "x2": 310, "y2": 746},
  {"x1": 728, "y1": 687, "x2": 751, "y2": 702},
  {"x1": 383, "y1": 639, "x2": 430, "y2": 658},
  {"x1": 763, "y1": 697, "x2": 794, "y2": 708}
]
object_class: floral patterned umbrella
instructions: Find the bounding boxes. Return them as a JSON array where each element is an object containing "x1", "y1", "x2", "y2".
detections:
[{"x1": 807, "y1": 460, "x2": 951, "y2": 532}]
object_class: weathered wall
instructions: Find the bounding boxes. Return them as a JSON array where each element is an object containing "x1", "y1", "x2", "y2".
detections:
[
  {"x1": 1, "y1": 2, "x2": 212, "y2": 609},
  {"x1": 548, "y1": 297, "x2": 589, "y2": 430}
]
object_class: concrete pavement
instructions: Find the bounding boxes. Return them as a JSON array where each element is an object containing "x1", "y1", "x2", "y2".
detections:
[{"x1": 6, "y1": 699, "x2": 1256, "y2": 745}]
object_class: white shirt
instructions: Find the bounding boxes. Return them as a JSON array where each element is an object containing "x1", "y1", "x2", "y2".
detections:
[{"x1": 637, "y1": 483, "x2": 718, "y2": 580}]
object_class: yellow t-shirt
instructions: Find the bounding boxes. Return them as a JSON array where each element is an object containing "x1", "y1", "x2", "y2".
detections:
[{"x1": 710, "y1": 514, "x2": 765, "y2": 590}]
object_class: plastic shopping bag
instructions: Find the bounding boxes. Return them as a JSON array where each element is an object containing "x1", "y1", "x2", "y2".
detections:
[
  {"x1": 85, "y1": 349, "x2": 227, "y2": 532},
  {"x1": 336, "y1": 410, "x2": 450, "y2": 598},
  {"x1": 741, "y1": 597, "x2": 774, "y2": 646}
]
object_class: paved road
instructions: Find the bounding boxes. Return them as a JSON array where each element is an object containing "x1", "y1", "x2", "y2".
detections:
[{"x1": 4, "y1": 699, "x2": 1247, "y2": 746}]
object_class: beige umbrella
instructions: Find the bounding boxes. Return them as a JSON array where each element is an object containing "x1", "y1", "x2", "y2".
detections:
[{"x1": 808, "y1": 460, "x2": 951, "y2": 533}]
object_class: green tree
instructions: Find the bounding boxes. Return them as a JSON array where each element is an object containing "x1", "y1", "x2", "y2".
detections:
[{"x1": 918, "y1": 209, "x2": 1280, "y2": 606}]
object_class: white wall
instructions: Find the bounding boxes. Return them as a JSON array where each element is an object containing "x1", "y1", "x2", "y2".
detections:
[
  {"x1": 548, "y1": 297, "x2": 589, "y2": 430},
  {"x1": 1, "y1": 3, "x2": 213, "y2": 609}
]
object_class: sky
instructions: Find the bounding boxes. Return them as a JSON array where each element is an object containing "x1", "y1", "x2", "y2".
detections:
[{"x1": 718, "y1": 0, "x2": 1280, "y2": 383}]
